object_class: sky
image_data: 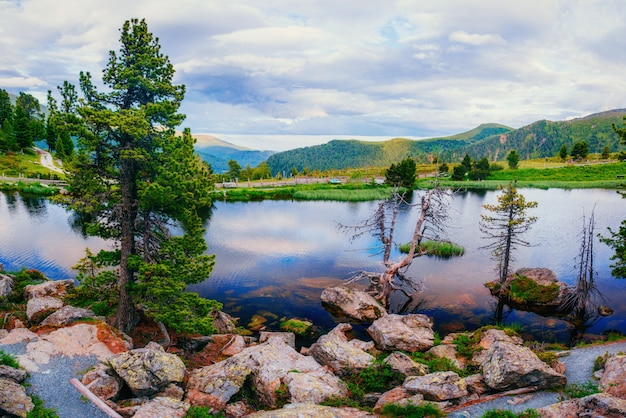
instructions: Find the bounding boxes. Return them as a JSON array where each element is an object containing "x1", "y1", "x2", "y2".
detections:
[{"x1": 1, "y1": 0, "x2": 626, "y2": 151}]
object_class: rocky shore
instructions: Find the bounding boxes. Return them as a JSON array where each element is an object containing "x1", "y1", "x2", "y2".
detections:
[{"x1": 1, "y1": 273, "x2": 626, "y2": 417}]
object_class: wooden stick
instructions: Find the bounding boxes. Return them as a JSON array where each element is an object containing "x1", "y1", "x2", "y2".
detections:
[
  {"x1": 70, "y1": 378, "x2": 123, "y2": 418},
  {"x1": 445, "y1": 386, "x2": 540, "y2": 413}
]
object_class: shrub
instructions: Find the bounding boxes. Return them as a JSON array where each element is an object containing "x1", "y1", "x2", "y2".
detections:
[
  {"x1": 381, "y1": 401, "x2": 445, "y2": 417},
  {"x1": 184, "y1": 406, "x2": 224, "y2": 418},
  {"x1": 561, "y1": 381, "x2": 599, "y2": 399}
]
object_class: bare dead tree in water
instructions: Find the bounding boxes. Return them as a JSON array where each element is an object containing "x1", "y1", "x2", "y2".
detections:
[{"x1": 339, "y1": 183, "x2": 452, "y2": 309}]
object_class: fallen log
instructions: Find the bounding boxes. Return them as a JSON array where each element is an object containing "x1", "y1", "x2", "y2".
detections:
[{"x1": 70, "y1": 378, "x2": 123, "y2": 418}]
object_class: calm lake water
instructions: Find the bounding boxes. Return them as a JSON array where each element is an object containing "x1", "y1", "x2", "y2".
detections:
[{"x1": 1, "y1": 188, "x2": 625, "y2": 343}]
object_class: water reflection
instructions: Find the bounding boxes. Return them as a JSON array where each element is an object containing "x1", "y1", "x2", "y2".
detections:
[{"x1": 1, "y1": 189, "x2": 625, "y2": 343}]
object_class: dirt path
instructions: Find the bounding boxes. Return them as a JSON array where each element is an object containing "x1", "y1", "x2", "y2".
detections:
[
  {"x1": 448, "y1": 340, "x2": 626, "y2": 417},
  {"x1": 34, "y1": 147, "x2": 65, "y2": 174}
]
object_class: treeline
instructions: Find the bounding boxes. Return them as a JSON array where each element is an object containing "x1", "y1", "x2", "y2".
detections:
[
  {"x1": 0, "y1": 88, "x2": 75, "y2": 158},
  {"x1": 265, "y1": 112, "x2": 626, "y2": 175}
]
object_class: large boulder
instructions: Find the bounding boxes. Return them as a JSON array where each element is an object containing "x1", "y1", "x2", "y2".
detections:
[
  {"x1": 481, "y1": 341, "x2": 566, "y2": 391},
  {"x1": 23, "y1": 278, "x2": 74, "y2": 299},
  {"x1": 186, "y1": 335, "x2": 346, "y2": 411},
  {"x1": 404, "y1": 371, "x2": 468, "y2": 401},
  {"x1": 320, "y1": 287, "x2": 387, "y2": 321},
  {"x1": 537, "y1": 393, "x2": 626, "y2": 417},
  {"x1": 40, "y1": 305, "x2": 98, "y2": 326},
  {"x1": 599, "y1": 353, "x2": 626, "y2": 399},
  {"x1": 308, "y1": 323, "x2": 374, "y2": 376},
  {"x1": 367, "y1": 314, "x2": 435, "y2": 352},
  {"x1": 25, "y1": 296, "x2": 64, "y2": 323},
  {"x1": 0, "y1": 378, "x2": 34, "y2": 418},
  {"x1": 0, "y1": 365, "x2": 28, "y2": 383},
  {"x1": 108, "y1": 341, "x2": 186, "y2": 397}
]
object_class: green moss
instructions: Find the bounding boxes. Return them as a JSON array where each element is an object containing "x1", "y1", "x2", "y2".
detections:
[
  {"x1": 280, "y1": 318, "x2": 313, "y2": 336},
  {"x1": 507, "y1": 275, "x2": 560, "y2": 304}
]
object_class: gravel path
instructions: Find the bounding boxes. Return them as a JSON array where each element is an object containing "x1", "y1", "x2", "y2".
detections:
[
  {"x1": 1, "y1": 342, "x2": 109, "y2": 418},
  {"x1": 448, "y1": 340, "x2": 626, "y2": 417}
]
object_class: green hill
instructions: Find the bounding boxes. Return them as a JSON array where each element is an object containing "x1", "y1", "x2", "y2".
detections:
[{"x1": 266, "y1": 111, "x2": 626, "y2": 175}]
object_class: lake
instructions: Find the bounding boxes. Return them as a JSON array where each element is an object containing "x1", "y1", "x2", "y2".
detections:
[{"x1": 1, "y1": 188, "x2": 624, "y2": 344}]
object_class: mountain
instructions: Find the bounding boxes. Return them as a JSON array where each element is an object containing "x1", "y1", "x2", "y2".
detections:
[
  {"x1": 266, "y1": 111, "x2": 626, "y2": 175},
  {"x1": 191, "y1": 133, "x2": 275, "y2": 174}
]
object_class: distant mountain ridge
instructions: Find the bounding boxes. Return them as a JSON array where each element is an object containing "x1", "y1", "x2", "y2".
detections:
[
  {"x1": 191, "y1": 133, "x2": 274, "y2": 174},
  {"x1": 265, "y1": 110, "x2": 626, "y2": 175}
]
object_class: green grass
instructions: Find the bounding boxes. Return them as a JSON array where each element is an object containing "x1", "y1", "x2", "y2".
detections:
[
  {"x1": 27, "y1": 396, "x2": 59, "y2": 418},
  {"x1": 381, "y1": 401, "x2": 445, "y2": 417},
  {"x1": 293, "y1": 187, "x2": 394, "y2": 201},
  {"x1": 0, "y1": 349, "x2": 21, "y2": 369},
  {"x1": 0, "y1": 181, "x2": 60, "y2": 195},
  {"x1": 561, "y1": 381, "x2": 599, "y2": 399},
  {"x1": 480, "y1": 409, "x2": 540, "y2": 418},
  {"x1": 279, "y1": 318, "x2": 313, "y2": 335},
  {"x1": 399, "y1": 240, "x2": 465, "y2": 258},
  {"x1": 0, "y1": 149, "x2": 64, "y2": 179}
]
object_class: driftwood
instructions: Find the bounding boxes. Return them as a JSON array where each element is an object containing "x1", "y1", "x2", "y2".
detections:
[
  {"x1": 444, "y1": 386, "x2": 540, "y2": 413},
  {"x1": 70, "y1": 378, "x2": 123, "y2": 418}
]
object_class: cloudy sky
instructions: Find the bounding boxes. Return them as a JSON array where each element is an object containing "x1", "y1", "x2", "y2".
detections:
[{"x1": 1, "y1": 0, "x2": 625, "y2": 151}]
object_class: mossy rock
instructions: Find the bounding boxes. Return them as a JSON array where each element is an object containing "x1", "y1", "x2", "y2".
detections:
[{"x1": 507, "y1": 275, "x2": 560, "y2": 304}]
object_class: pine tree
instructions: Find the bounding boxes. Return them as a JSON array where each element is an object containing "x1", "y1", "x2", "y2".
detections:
[{"x1": 62, "y1": 19, "x2": 218, "y2": 333}]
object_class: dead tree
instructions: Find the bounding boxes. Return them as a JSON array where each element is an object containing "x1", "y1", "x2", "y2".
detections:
[{"x1": 339, "y1": 183, "x2": 452, "y2": 309}]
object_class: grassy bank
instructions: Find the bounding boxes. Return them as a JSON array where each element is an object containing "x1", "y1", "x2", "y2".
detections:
[
  {"x1": 0, "y1": 181, "x2": 60, "y2": 195},
  {"x1": 0, "y1": 150, "x2": 63, "y2": 179},
  {"x1": 211, "y1": 183, "x2": 396, "y2": 202}
]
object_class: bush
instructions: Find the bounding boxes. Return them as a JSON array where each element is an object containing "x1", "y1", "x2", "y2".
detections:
[{"x1": 382, "y1": 401, "x2": 445, "y2": 417}]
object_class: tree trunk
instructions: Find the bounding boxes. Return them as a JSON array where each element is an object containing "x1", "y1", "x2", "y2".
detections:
[{"x1": 114, "y1": 153, "x2": 138, "y2": 334}]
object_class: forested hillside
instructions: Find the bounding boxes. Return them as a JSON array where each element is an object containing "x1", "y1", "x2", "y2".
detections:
[
  {"x1": 266, "y1": 111, "x2": 626, "y2": 175},
  {"x1": 266, "y1": 124, "x2": 512, "y2": 175}
]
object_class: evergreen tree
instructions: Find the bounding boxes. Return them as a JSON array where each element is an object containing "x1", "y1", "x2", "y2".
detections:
[
  {"x1": 1, "y1": 119, "x2": 16, "y2": 152},
  {"x1": 506, "y1": 149, "x2": 520, "y2": 169},
  {"x1": 602, "y1": 145, "x2": 610, "y2": 160},
  {"x1": 480, "y1": 182, "x2": 538, "y2": 285},
  {"x1": 0, "y1": 89, "x2": 12, "y2": 127},
  {"x1": 570, "y1": 141, "x2": 589, "y2": 160},
  {"x1": 227, "y1": 159, "x2": 242, "y2": 181},
  {"x1": 559, "y1": 144, "x2": 568, "y2": 161},
  {"x1": 385, "y1": 157, "x2": 416, "y2": 188},
  {"x1": 13, "y1": 105, "x2": 34, "y2": 150},
  {"x1": 62, "y1": 19, "x2": 219, "y2": 334}
]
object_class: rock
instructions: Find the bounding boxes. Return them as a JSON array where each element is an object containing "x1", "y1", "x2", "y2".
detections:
[
  {"x1": 349, "y1": 338, "x2": 376, "y2": 353},
  {"x1": 176, "y1": 335, "x2": 212, "y2": 353},
  {"x1": 308, "y1": 323, "x2": 374, "y2": 376},
  {"x1": 133, "y1": 397, "x2": 190, "y2": 418},
  {"x1": 428, "y1": 344, "x2": 465, "y2": 369},
  {"x1": 82, "y1": 364, "x2": 123, "y2": 401},
  {"x1": 259, "y1": 331, "x2": 296, "y2": 348},
  {"x1": 373, "y1": 387, "x2": 411, "y2": 412},
  {"x1": 383, "y1": 351, "x2": 429, "y2": 377},
  {"x1": 0, "y1": 365, "x2": 28, "y2": 383},
  {"x1": 220, "y1": 334, "x2": 247, "y2": 357},
  {"x1": 404, "y1": 371, "x2": 469, "y2": 401},
  {"x1": 40, "y1": 323, "x2": 115, "y2": 359},
  {"x1": 247, "y1": 403, "x2": 375, "y2": 417},
  {"x1": 186, "y1": 335, "x2": 345, "y2": 410},
  {"x1": 471, "y1": 328, "x2": 523, "y2": 365},
  {"x1": 26, "y1": 296, "x2": 64, "y2": 323},
  {"x1": 320, "y1": 286, "x2": 387, "y2": 321},
  {"x1": 224, "y1": 400, "x2": 256, "y2": 417},
  {"x1": 537, "y1": 393, "x2": 626, "y2": 417},
  {"x1": 600, "y1": 353, "x2": 626, "y2": 399},
  {"x1": 108, "y1": 342, "x2": 186, "y2": 397},
  {"x1": 40, "y1": 305, "x2": 98, "y2": 326},
  {"x1": 598, "y1": 305, "x2": 614, "y2": 316},
  {"x1": 481, "y1": 341, "x2": 566, "y2": 391},
  {"x1": 158, "y1": 383, "x2": 185, "y2": 401},
  {"x1": 23, "y1": 278, "x2": 74, "y2": 299},
  {"x1": 212, "y1": 310, "x2": 238, "y2": 334},
  {"x1": 0, "y1": 274, "x2": 13, "y2": 297},
  {"x1": 0, "y1": 328, "x2": 38, "y2": 345},
  {"x1": 367, "y1": 314, "x2": 435, "y2": 352},
  {"x1": 0, "y1": 377, "x2": 34, "y2": 417},
  {"x1": 464, "y1": 374, "x2": 491, "y2": 395},
  {"x1": 108, "y1": 397, "x2": 149, "y2": 417}
]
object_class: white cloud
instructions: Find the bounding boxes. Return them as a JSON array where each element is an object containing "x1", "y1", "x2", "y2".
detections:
[
  {"x1": 0, "y1": 0, "x2": 624, "y2": 151},
  {"x1": 448, "y1": 31, "x2": 506, "y2": 46}
]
